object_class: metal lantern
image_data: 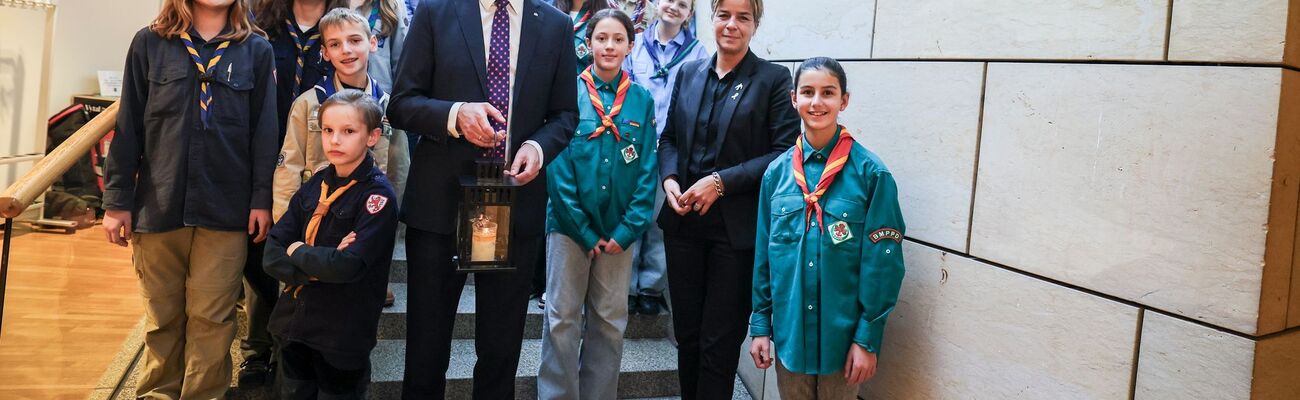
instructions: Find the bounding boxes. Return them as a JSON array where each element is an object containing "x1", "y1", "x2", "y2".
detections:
[{"x1": 454, "y1": 160, "x2": 518, "y2": 272}]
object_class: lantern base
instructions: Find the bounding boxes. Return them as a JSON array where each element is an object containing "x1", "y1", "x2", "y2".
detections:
[{"x1": 452, "y1": 256, "x2": 516, "y2": 273}]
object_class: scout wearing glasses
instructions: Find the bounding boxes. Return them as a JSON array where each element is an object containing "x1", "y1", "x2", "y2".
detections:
[
  {"x1": 102, "y1": 0, "x2": 276, "y2": 397},
  {"x1": 263, "y1": 89, "x2": 398, "y2": 398},
  {"x1": 539, "y1": 9, "x2": 658, "y2": 399},
  {"x1": 749, "y1": 57, "x2": 906, "y2": 399}
]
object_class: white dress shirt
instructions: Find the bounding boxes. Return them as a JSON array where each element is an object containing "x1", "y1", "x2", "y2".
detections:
[{"x1": 447, "y1": 0, "x2": 542, "y2": 162}]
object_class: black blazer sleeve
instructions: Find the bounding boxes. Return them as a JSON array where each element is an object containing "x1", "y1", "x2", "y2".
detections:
[
  {"x1": 657, "y1": 66, "x2": 688, "y2": 183},
  {"x1": 388, "y1": 0, "x2": 456, "y2": 144},
  {"x1": 530, "y1": 16, "x2": 579, "y2": 166}
]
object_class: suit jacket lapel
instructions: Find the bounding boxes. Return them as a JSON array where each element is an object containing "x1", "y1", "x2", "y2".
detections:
[
  {"x1": 512, "y1": 0, "x2": 542, "y2": 115},
  {"x1": 456, "y1": 0, "x2": 489, "y2": 98},
  {"x1": 713, "y1": 52, "x2": 757, "y2": 156}
]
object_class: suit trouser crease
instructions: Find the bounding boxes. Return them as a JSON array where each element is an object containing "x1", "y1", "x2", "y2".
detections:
[
  {"x1": 133, "y1": 227, "x2": 246, "y2": 400},
  {"x1": 664, "y1": 229, "x2": 753, "y2": 400},
  {"x1": 538, "y1": 232, "x2": 633, "y2": 400},
  {"x1": 401, "y1": 227, "x2": 542, "y2": 399}
]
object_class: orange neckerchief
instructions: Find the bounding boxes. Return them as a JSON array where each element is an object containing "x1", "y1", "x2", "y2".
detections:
[
  {"x1": 305, "y1": 179, "x2": 358, "y2": 246},
  {"x1": 791, "y1": 126, "x2": 854, "y2": 230},
  {"x1": 580, "y1": 66, "x2": 631, "y2": 142},
  {"x1": 288, "y1": 178, "x2": 357, "y2": 298}
]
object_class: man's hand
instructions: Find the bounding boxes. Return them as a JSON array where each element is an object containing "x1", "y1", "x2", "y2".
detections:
[
  {"x1": 749, "y1": 336, "x2": 774, "y2": 369},
  {"x1": 663, "y1": 178, "x2": 689, "y2": 216},
  {"x1": 603, "y1": 238, "x2": 624, "y2": 255},
  {"x1": 506, "y1": 144, "x2": 542, "y2": 185},
  {"x1": 844, "y1": 343, "x2": 878, "y2": 385},
  {"x1": 103, "y1": 209, "x2": 132, "y2": 247},
  {"x1": 337, "y1": 231, "x2": 357, "y2": 250},
  {"x1": 678, "y1": 175, "x2": 721, "y2": 215},
  {"x1": 457, "y1": 102, "x2": 506, "y2": 148},
  {"x1": 249, "y1": 209, "x2": 271, "y2": 243}
]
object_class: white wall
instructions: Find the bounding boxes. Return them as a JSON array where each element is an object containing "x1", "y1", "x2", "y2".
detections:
[{"x1": 44, "y1": 0, "x2": 159, "y2": 115}]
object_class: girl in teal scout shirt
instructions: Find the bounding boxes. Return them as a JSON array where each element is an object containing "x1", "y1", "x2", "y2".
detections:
[
  {"x1": 748, "y1": 57, "x2": 906, "y2": 399},
  {"x1": 538, "y1": 9, "x2": 658, "y2": 399}
]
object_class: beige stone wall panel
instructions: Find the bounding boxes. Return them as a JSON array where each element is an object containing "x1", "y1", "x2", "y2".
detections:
[
  {"x1": 1135, "y1": 312, "x2": 1256, "y2": 399},
  {"x1": 859, "y1": 243, "x2": 1139, "y2": 399},
  {"x1": 837, "y1": 61, "x2": 984, "y2": 252},
  {"x1": 971, "y1": 63, "x2": 1288, "y2": 335},
  {"x1": 1136, "y1": 312, "x2": 1300, "y2": 399},
  {"x1": 1167, "y1": 0, "x2": 1299, "y2": 66},
  {"x1": 871, "y1": 0, "x2": 1168, "y2": 60},
  {"x1": 748, "y1": 0, "x2": 875, "y2": 60}
]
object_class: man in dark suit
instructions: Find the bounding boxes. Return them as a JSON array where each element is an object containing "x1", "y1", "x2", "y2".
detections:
[
  {"x1": 387, "y1": 0, "x2": 577, "y2": 398},
  {"x1": 656, "y1": 0, "x2": 799, "y2": 398}
]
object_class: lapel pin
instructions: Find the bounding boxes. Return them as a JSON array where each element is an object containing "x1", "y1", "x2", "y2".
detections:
[
  {"x1": 735, "y1": 83, "x2": 744, "y2": 91},
  {"x1": 227, "y1": 63, "x2": 233, "y2": 81},
  {"x1": 533, "y1": 11, "x2": 539, "y2": 17},
  {"x1": 731, "y1": 92, "x2": 739, "y2": 100}
]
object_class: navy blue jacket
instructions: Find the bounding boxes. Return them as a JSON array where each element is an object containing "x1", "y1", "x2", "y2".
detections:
[
  {"x1": 263, "y1": 154, "x2": 397, "y2": 369},
  {"x1": 104, "y1": 27, "x2": 278, "y2": 233},
  {"x1": 388, "y1": 0, "x2": 577, "y2": 236}
]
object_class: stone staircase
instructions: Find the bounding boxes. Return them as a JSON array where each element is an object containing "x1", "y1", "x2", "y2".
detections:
[{"x1": 368, "y1": 260, "x2": 691, "y2": 399}]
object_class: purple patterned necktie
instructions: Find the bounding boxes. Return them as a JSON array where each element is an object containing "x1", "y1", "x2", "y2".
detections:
[{"x1": 483, "y1": 0, "x2": 511, "y2": 160}]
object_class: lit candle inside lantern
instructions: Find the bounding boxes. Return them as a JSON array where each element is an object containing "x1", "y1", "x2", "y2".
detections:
[{"x1": 471, "y1": 214, "x2": 497, "y2": 262}]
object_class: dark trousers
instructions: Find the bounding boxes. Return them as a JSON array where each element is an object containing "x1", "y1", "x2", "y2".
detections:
[
  {"x1": 242, "y1": 239, "x2": 278, "y2": 362},
  {"x1": 277, "y1": 341, "x2": 369, "y2": 399},
  {"x1": 664, "y1": 214, "x2": 754, "y2": 400},
  {"x1": 402, "y1": 227, "x2": 543, "y2": 399}
]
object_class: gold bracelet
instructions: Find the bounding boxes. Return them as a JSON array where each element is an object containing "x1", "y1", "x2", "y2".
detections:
[{"x1": 711, "y1": 172, "x2": 725, "y2": 197}]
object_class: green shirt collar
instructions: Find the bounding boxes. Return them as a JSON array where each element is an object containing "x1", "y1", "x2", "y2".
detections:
[
  {"x1": 591, "y1": 70, "x2": 623, "y2": 92},
  {"x1": 801, "y1": 126, "x2": 842, "y2": 162}
]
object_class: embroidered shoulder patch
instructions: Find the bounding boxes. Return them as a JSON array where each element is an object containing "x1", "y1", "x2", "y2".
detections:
[
  {"x1": 366, "y1": 194, "x2": 389, "y2": 215},
  {"x1": 868, "y1": 228, "x2": 903, "y2": 244}
]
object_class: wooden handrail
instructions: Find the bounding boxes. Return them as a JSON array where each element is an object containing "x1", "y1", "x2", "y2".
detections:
[{"x1": 0, "y1": 101, "x2": 118, "y2": 218}]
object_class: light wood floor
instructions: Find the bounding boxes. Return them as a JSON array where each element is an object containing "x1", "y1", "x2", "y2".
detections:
[{"x1": 0, "y1": 224, "x2": 140, "y2": 400}]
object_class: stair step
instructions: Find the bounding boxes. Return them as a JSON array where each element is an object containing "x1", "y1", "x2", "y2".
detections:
[
  {"x1": 389, "y1": 260, "x2": 406, "y2": 283},
  {"x1": 378, "y1": 283, "x2": 672, "y2": 340},
  {"x1": 367, "y1": 338, "x2": 681, "y2": 399}
]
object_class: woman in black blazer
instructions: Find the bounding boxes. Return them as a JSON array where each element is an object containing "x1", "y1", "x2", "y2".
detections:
[{"x1": 657, "y1": 0, "x2": 799, "y2": 397}]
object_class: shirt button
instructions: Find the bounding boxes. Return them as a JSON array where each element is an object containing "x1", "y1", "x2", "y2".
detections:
[
  {"x1": 885, "y1": 249, "x2": 891, "y2": 254},
  {"x1": 842, "y1": 212, "x2": 848, "y2": 217},
  {"x1": 604, "y1": 158, "x2": 609, "y2": 163},
  {"x1": 807, "y1": 305, "x2": 814, "y2": 310},
  {"x1": 601, "y1": 185, "x2": 607, "y2": 190},
  {"x1": 781, "y1": 207, "x2": 787, "y2": 212},
  {"x1": 808, "y1": 261, "x2": 814, "y2": 267}
]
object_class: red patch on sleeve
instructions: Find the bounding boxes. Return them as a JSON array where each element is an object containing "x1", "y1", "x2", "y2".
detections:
[{"x1": 366, "y1": 194, "x2": 388, "y2": 215}]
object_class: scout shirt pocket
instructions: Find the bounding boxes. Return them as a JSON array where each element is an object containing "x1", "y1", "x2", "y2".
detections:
[
  {"x1": 144, "y1": 61, "x2": 190, "y2": 120},
  {"x1": 616, "y1": 118, "x2": 646, "y2": 165},
  {"x1": 769, "y1": 194, "x2": 805, "y2": 246},
  {"x1": 822, "y1": 198, "x2": 866, "y2": 256},
  {"x1": 208, "y1": 59, "x2": 255, "y2": 129}
]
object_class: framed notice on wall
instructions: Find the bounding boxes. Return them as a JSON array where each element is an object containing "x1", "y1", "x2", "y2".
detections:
[{"x1": 0, "y1": 0, "x2": 55, "y2": 194}]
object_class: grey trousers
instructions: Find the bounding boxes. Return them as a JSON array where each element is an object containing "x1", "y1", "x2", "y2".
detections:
[
  {"x1": 538, "y1": 232, "x2": 634, "y2": 400},
  {"x1": 775, "y1": 360, "x2": 861, "y2": 400}
]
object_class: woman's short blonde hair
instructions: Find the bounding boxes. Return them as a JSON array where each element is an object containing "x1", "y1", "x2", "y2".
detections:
[{"x1": 710, "y1": 0, "x2": 763, "y2": 24}]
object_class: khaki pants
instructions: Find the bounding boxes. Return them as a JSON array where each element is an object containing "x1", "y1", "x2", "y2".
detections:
[
  {"x1": 132, "y1": 227, "x2": 247, "y2": 400},
  {"x1": 775, "y1": 360, "x2": 862, "y2": 400}
]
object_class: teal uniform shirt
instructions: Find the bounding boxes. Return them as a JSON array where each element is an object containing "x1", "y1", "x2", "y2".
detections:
[
  {"x1": 749, "y1": 127, "x2": 906, "y2": 375},
  {"x1": 546, "y1": 71, "x2": 658, "y2": 251}
]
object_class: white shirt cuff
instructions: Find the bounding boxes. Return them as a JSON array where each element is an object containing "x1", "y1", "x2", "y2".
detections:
[
  {"x1": 447, "y1": 102, "x2": 464, "y2": 138},
  {"x1": 523, "y1": 140, "x2": 544, "y2": 162}
]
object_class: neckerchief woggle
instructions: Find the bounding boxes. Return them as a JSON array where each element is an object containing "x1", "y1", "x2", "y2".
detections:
[
  {"x1": 643, "y1": 24, "x2": 698, "y2": 80},
  {"x1": 791, "y1": 125, "x2": 854, "y2": 230},
  {"x1": 579, "y1": 66, "x2": 631, "y2": 142},
  {"x1": 178, "y1": 32, "x2": 230, "y2": 128}
]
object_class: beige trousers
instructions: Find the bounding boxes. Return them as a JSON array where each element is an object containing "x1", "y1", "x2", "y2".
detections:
[
  {"x1": 775, "y1": 360, "x2": 862, "y2": 400},
  {"x1": 132, "y1": 227, "x2": 246, "y2": 400}
]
